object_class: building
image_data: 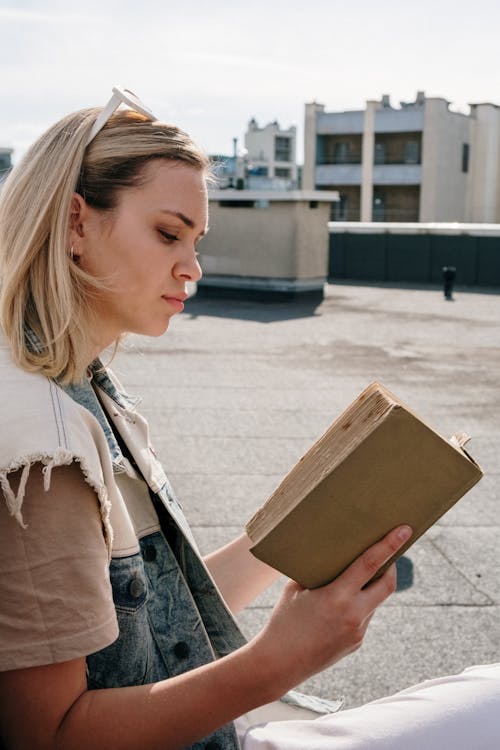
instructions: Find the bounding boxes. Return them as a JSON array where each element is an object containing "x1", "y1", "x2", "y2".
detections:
[
  {"x1": 209, "y1": 135, "x2": 246, "y2": 189},
  {"x1": 303, "y1": 93, "x2": 500, "y2": 223},
  {"x1": 0, "y1": 147, "x2": 13, "y2": 185},
  {"x1": 198, "y1": 188, "x2": 338, "y2": 301},
  {"x1": 244, "y1": 118, "x2": 298, "y2": 189}
]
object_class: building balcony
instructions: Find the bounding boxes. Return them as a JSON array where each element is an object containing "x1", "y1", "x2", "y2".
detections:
[
  {"x1": 374, "y1": 156, "x2": 421, "y2": 166},
  {"x1": 317, "y1": 153, "x2": 362, "y2": 165},
  {"x1": 316, "y1": 164, "x2": 362, "y2": 186},
  {"x1": 372, "y1": 164, "x2": 422, "y2": 185}
]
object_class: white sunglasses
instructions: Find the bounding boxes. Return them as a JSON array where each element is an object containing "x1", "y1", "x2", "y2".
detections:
[{"x1": 85, "y1": 86, "x2": 156, "y2": 146}]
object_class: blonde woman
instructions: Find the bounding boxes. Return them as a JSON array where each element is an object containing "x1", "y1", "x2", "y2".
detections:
[{"x1": 0, "y1": 88, "x2": 499, "y2": 750}]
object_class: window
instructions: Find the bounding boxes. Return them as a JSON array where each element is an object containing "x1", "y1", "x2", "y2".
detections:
[
  {"x1": 404, "y1": 141, "x2": 420, "y2": 164},
  {"x1": 462, "y1": 143, "x2": 470, "y2": 173},
  {"x1": 219, "y1": 200, "x2": 255, "y2": 208},
  {"x1": 334, "y1": 142, "x2": 349, "y2": 164},
  {"x1": 0, "y1": 154, "x2": 11, "y2": 171},
  {"x1": 274, "y1": 136, "x2": 291, "y2": 162},
  {"x1": 374, "y1": 143, "x2": 385, "y2": 165},
  {"x1": 332, "y1": 194, "x2": 348, "y2": 221},
  {"x1": 248, "y1": 166, "x2": 268, "y2": 177},
  {"x1": 373, "y1": 193, "x2": 385, "y2": 222},
  {"x1": 274, "y1": 167, "x2": 290, "y2": 178}
]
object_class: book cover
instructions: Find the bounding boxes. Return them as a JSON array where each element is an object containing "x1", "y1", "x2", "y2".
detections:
[{"x1": 245, "y1": 382, "x2": 483, "y2": 589}]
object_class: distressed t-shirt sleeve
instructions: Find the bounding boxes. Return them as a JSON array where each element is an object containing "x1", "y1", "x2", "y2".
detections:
[{"x1": 0, "y1": 462, "x2": 118, "y2": 671}]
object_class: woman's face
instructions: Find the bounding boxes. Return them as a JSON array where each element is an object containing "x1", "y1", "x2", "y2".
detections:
[{"x1": 77, "y1": 159, "x2": 207, "y2": 349}]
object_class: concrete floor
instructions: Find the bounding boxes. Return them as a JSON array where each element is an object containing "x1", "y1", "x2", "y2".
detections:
[{"x1": 115, "y1": 281, "x2": 500, "y2": 709}]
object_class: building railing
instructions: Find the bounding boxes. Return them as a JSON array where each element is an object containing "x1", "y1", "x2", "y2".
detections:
[
  {"x1": 331, "y1": 209, "x2": 421, "y2": 223},
  {"x1": 374, "y1": 156, "x2": 421, "y2": 165},
  {"x1": 317, "y1": 156, "x2": 421, "y2": 166},
  {"x1": 317, "y1": 154, "x2": 362, "y2": 165}
]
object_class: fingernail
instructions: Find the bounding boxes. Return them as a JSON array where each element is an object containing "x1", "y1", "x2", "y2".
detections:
[{"x1": 397, "y1": 525, "x2": 412, "y2": 542}]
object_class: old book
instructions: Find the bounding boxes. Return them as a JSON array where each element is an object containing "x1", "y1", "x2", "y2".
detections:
[{"x1": 245, "y1": 382, "x2": 483, "y2": 589}]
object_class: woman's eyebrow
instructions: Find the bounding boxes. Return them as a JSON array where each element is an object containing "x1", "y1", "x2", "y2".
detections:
[{"x1": 160, "y1": 209, "x2": 195, "y2": 229}]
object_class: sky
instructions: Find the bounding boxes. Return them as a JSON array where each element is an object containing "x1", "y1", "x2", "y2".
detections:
[{"x1": 1, "y1": 0, "x2": 499, "y2": 165}]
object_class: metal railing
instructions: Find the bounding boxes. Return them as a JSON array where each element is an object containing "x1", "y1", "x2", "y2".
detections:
[
  {"x1": 374, "y1": 156, "x2": 421, "y2": 165},
  {"x1": 317, "y1": 154, "x2": 362, "y2": 165}
]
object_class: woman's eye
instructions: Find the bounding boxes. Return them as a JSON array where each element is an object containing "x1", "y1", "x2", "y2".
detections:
[{"x1": 159, "y1": 229, "x2": 179, "y2": 243}]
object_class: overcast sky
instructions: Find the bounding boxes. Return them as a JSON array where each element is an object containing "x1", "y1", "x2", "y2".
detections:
[{"x1": 1, "y1": 0, "x2": 499, "y2": 164}]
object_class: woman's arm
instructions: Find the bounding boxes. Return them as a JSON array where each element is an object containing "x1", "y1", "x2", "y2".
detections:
[
  {"x1": 0, "y1": 525, "x2": 411, "y2": 750},
  {"x1": 0, "y1": 645, "x2": 270, "y2": 750},
  {"x1": 204, "y1": 532, "x2": 281, "y2": 613}
]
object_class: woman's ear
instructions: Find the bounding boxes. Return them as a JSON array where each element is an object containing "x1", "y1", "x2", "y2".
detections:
[{"x1": 67, "y1": 193, "x2": 90, "y2": 260}]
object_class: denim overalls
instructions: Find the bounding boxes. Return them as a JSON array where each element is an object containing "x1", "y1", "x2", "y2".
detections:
[
  {"x1": 64, "y1": 364, "x2": 250, "y2": 749},
  {"x1": 67, "y1": 363, "x2": 342, "y2": 748}
]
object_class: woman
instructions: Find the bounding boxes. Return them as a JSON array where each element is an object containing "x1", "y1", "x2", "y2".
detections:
[{"x1": 0, "y1": 88, "x2": 498, "y2": 750}]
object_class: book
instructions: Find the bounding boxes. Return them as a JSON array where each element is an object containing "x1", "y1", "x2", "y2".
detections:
[{"x1": 245, "y1": 382, "x2": 483, "y2": 589}]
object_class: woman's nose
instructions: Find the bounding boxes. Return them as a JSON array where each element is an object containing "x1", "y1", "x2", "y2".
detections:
[{"x1": 173, "y1": 248, "x2": 203, "y2": 282}]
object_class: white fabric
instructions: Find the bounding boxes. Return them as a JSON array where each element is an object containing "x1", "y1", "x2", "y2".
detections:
[
  {"x1": 236, "y1": 699, "x2": 322, "y2": 734},
  {"x1": 0, "y1": 339, "x2": 114, "y2": 549},
  {"x1": 236, "y1": 663, "x2": 500, "y2": 749}
]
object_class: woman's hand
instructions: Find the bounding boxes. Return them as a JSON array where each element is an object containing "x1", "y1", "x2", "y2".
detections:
[{"x1": 249, "y1": 524, "x2": 412, "y2": 697}]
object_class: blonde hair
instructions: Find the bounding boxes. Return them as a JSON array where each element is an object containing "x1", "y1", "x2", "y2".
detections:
[{"x1": 0, "y1": 107, "x2": 208, "y2": 384}]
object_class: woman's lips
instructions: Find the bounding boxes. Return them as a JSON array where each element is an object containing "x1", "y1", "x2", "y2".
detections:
[{"x1": 162, "y1": 296, "x2": 185, "y2": 313}]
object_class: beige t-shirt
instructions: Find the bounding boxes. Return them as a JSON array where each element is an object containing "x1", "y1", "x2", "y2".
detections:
[{"x1": 0, "y1": 462, "x2": 118, "y2": 672}]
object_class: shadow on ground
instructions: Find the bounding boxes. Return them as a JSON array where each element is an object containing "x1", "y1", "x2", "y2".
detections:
[
  {"x1": 184, "y1": 280, "x2": 499, "y2": 324},
  {"x1": 396, "y1": 556, "x2": 414, "y2": 591},
  {"x1": 184, "y1": 294, "x2": 323, "y2": 323}
]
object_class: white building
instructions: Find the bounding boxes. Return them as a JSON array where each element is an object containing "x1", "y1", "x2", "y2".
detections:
[
  {"x1": 244, "y1": 118, "x2": 298, "y2": 189},
  {"x1": 303, "y1": 93, "x2": 500, "y2": 223}
]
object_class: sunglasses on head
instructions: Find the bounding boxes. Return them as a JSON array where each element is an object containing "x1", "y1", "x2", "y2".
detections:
[{"x1": 85, "y1": 86, "x2": 156, "y2": 146}]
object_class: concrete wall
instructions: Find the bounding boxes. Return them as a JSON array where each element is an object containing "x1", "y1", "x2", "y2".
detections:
[
  {"x1": 303, "y1": 103, "x2": 324, "y2": 191},
  {"x1": 467, "y1": 104, "x2": 500, "y2": 222},
  {"x1": 316, "y1": 164, "x2": 362, "y2": 186},
  {"x1": 202, "y1": 202, "x2": 296, "y2": 278},
  {"x1": 316, "y1": 110, "x2": 364, "y2": 134},
  {"x1": 372, "y1": 165, "x2": 422, "y2": 185},
  {"x1": 201, "y1": 195, "x2": 331, "y2": 280},
  {"x1": 360, "y1": 101, "x2": 376, "y2": 221},
  {"x1": 197, "y1": 191, "x2": 337, "y2": 300},
  {"x1": 374, "y1": 107, "x2": 424, "y2": 133},
  {"x1": 420, "y1": 99, "x2": 470, "y2": 222}
]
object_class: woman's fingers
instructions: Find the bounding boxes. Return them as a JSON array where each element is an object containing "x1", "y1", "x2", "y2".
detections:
[
  {"x1": 339, "y1": 525, "x2": 412, "y2": 592},
  {"x1": 252, "y1": 525, "x2": 413, "y2": 690},
  {"x1": 359, "y1": 561, "x2": 398, "y2": 614}
]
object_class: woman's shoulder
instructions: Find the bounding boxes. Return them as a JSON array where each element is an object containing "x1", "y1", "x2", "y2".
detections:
[
  {"x1": 0, "y1": 340, "x2": 82, "y2": 431},
  {"x1": 0, "y1": 340, "x2": 60, "y2": 426},
  {"x1": 0, "y1": 340, "x2": 110, "y2": 474},
  {"x1": 0, "y1": 340, "x2": 113, "y2": 536}
]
